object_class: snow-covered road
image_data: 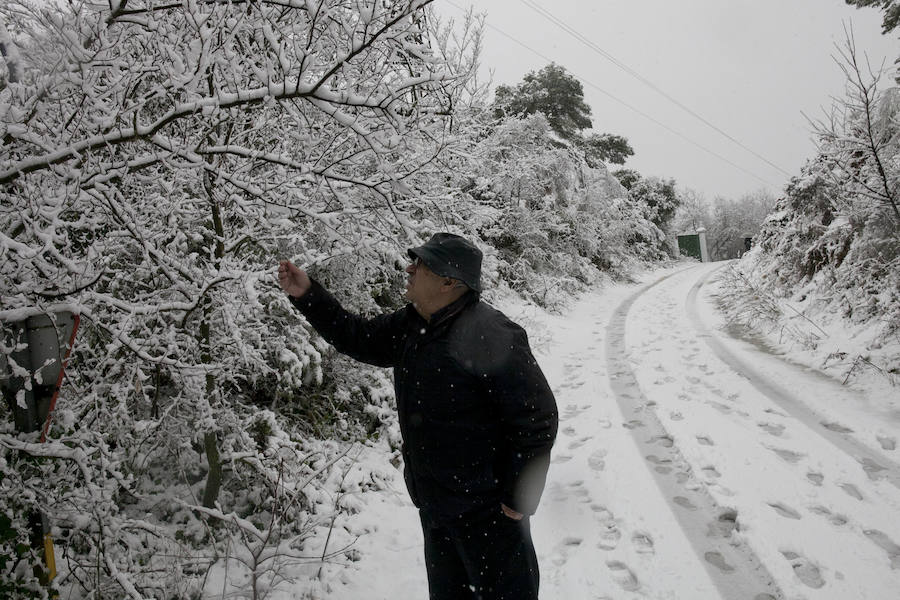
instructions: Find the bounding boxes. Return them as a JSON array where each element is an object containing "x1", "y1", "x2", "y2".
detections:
[{"x1": 303, "y1": 262, "x2": 900, "y2": 600}]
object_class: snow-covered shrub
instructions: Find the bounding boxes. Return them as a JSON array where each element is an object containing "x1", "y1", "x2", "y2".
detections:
[
  {"x1": 0, "y1": 0, "x2": 467, "y2": 596},
  {"x1": 450, "y1": 114, "x2": 666, "y2": 308},
  {"x1": 725, "y1": 47, "x2": 899, "y2": 381}
]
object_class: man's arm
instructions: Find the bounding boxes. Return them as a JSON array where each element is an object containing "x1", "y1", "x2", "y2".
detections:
[
  {"x1": 483, "y1": 322, "x2": 558, "y2": 517},
  {"x1": 278, "y1": 260, "x2": 405, "y2": 368}
]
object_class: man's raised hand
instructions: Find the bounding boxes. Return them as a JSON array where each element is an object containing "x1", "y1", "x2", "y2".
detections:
[{"x1": 278, "y1": 260, "x2": 312, "y2": 298}]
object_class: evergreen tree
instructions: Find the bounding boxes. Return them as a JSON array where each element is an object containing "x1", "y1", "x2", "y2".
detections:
[
  {"x1": 493, "y1": 63, "x2": 593, "y2": 140},
  {"x1": 580, "y1": 133, "x2": 634, "y2": 167},
  {"x1": 845, "y1": 0, "x2": 900, "y2": 33}
]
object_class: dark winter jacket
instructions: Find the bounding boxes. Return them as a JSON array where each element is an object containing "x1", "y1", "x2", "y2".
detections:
[{"x1": 290, "y1": 281, "x2": 558, "y2": 524}]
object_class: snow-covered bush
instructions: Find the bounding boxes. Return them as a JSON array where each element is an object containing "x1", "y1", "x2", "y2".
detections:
[
  {"x1": 0, "y1": 0, "x2": 462, "y2": 595},
  {"x1": 453, "y1": 114, "x2": 666, "y2": 308},
  {"x1": 724, "y1": 38, "x2": 899, "y2": 381}
]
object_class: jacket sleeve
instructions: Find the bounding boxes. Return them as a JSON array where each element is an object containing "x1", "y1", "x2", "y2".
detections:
[
  {"x1": 289, "y1": 279, "x2": 406, "y2": 368},
  {"x1": 481, "y1": 321, "x2": 558, "y2": 515}
]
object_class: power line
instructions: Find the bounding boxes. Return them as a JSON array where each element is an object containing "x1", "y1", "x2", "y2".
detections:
[
  {"x1": 443, "y1": 0, "x2": 780, "y2": 188},
  {"x1": 518, "y1": 0, "x2": 793, "y2": 178}
]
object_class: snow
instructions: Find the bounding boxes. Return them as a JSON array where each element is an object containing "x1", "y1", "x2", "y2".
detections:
[{"x1": 202, "y1": 260, "x2": 899, "y2": 598}]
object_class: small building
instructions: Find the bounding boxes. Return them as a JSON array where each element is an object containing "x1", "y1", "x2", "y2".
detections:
[{"x1": 676, "y1": 227, "x2": 709, "y2": 262}]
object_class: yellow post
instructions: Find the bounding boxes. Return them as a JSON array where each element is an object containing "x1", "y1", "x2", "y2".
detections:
[{"x1": 43, "y1": 533, "x2": 57, "y2": 580}]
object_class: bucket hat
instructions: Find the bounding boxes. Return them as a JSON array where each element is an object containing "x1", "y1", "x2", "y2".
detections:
[{"x1": 407, "y1": 233, "x2": 482, "y2": 292}]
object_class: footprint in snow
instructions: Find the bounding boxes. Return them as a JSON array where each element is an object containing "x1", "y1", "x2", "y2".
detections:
[
  {"x1": 568, "y1": 436, "x2": 591, "y2": 450},
  {"x1": 587, "y1": 450, "x2": 606, "y2": 472},
  {"x1": 863, "y1": 529, "x2": 900, "y2": 570},
  {"x1": 547, "y1": 482, "x2": 567, "y2": 502},
  {"x1": 821, "y1": 421, "x2": 853, "y2": 434},
  {"x1": 561, "y1": 404, "x2": 585, "y2": 419},
  {"x1": 648, "y1": 434, "x2": 674, "y2": 447},
  {"x1": 704, "y1": 551, "x2": 735, "y2": 573},
  {"x1": 861, "y1": 458, "x2": 887, "y2": 481},
  {"x1": 808, "y1": 505, "x2": 848, "y2": 526},
  {"x1": 758, "y1": 422, "x2": 786, "y2": 437},
  {"x1": 669, "y1": 411, "x2": 684, "y2": 421},
  {"x1": 781, "y1": 551, "x2": 825, "y2": 589},
  {"x1": 551, "y1": 454, "x2": 573, "y2": 464},
  {"x1": 623, "y1": 419, "x2": 645, "y2": 430},
  {"x1": 566, "y1": 481, "x2": 590, "y2": 501},
  {"x1": 696, "y1": 435, "x2": 714, "y2": 446},
  {"x1": 592, "y1": 505, "x2": 621, "y2": 550},
  {"x1": 806, "y1": 472, "x2": 824, "y2": 486},
  {"x1": 709, "y1": 401, "x2": 733, "y2": 415},
  {"x1": 646, "y1": 454, "x2": 674, "y2": 474},
  {"x1": 673, "y1": 496, "x2": 698, "y2": 511},
  {"x1": 606, "y1": 561, "x2": 640, "y2": 591},
  {"x1": 708, "y1": 510, "x2": 738, "y2": 538},
  {"x1": 597, "y1": 522, "x2": 622, "y2": 550},
  {"x1": 702, "y1": 466, "x2": 721, "y2": 480},
  {"x1": 839, "y1": 482, "x2": 864, "y2": 501},
  {"x1": 560, "y1": 380, "x2": 586, "y2": 390},
  {"x1": 631, "y1": 531, "x2": 655, "y2": 554},
  {"x1": 768, "y1": 502, "x2": 802, "y2": 520},
  {"x1": 876, "y1": 436, "x2": 896, "y2": 451},
  {"x1": 769, "y1": 447, "x2": 805, "y2": 464},
  {"x1": 550, "y1": 536, "x2": 583, "y2": 566},
  {"x1": 561, "y1": 426, "x2": 576, "y2": 437}
]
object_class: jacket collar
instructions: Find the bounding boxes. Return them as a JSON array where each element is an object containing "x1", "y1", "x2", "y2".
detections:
[{"x1": 412, "y1": 290, "x2": 479, "y2": 330}]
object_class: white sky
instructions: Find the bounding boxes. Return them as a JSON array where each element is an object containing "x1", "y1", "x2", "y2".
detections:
[{"x1": 435, "y1": 0, "x2": 899, "y2": 200}]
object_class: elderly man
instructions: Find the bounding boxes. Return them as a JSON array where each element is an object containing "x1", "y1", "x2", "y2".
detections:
[{"x1": 278, "y1": 232, "x2": 558, "y2": 600}]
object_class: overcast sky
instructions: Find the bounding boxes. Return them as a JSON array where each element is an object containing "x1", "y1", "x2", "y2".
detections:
[{"x1": 436, "y1": 0, "x2": 898, "y2": 200}]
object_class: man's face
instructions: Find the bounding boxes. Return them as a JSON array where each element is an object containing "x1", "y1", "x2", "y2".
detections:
[{"x1": 405, "y1": 257, "x2": 447, "y2": 309}]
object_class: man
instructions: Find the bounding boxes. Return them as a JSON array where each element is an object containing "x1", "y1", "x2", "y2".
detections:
[{"x1": 278, "y1": 232, "x2": 558, "y2": 600}]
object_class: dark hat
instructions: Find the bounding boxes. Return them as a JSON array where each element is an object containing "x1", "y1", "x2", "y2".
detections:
[{"x1": 407, "y1": 233, "x2": 483, "y2": 292}]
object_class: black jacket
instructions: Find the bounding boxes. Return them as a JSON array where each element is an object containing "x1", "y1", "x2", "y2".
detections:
[{"x1": 291, "y1": 281, "x2": 558, "y2": 524}]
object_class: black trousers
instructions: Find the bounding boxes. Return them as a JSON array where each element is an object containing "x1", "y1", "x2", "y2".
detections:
[{"x1": 420, "y1": 508, "x2": 540, "y2": 600}]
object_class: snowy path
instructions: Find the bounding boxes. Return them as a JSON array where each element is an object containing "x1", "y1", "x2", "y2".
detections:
[
  {"x1": 604, "y1": 266, "x2": 780, "y2": 599},
  {"x1": 685, "y1": 266, "x2": 900, "y2": 491},
  {"x1": 307, "y1": 262, "x2": 900, "y2": 600}
]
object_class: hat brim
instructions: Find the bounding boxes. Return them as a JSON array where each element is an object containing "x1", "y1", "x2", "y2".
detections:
[{"x1": 406, "y1": 247, "x2": 481, "y2": 292}]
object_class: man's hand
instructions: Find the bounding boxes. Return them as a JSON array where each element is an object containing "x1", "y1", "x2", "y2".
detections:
[
  {"x1": 278, "y1": 260, "x2": 312, "y2": 298},
  {"x1": 501, "y1": 503, "x2": 524, "y2": 521}
]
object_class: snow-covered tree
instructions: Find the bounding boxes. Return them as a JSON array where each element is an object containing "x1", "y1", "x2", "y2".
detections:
[{"x1": 0, "y1": 0, "x2": 472, "y2": 595}]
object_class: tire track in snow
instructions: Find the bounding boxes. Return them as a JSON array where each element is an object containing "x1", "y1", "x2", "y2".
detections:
[
  {"x1": 607, "y1": 267, "x2": 784, "y2": 600},
  {"x1": 687, "y1": 267, "x2": 900, "y2": 491}
]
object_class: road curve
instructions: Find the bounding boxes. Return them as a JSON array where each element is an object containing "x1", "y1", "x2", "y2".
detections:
[
  {"x1": 686, "y1": 265, "x2": 900, "y2": 491},
  {"x1": 606, "y1": 265, "x2": 784, "y2": 600}
]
